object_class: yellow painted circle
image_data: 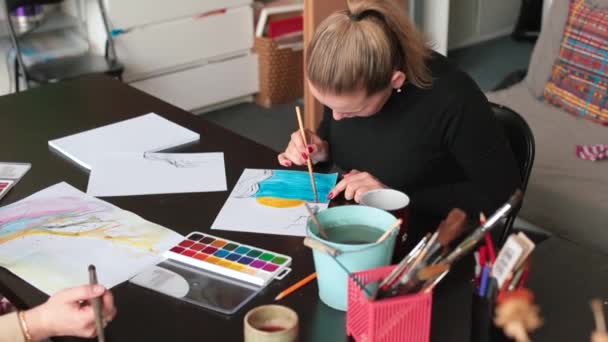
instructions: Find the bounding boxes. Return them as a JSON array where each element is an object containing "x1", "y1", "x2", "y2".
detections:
[{"x1": 256, "y1": 197, "x2": 304, "y2": 208}]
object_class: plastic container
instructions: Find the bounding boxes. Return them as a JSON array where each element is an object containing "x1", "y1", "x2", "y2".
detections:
[{"x1": 346, "y1": 265, "x2": 433, "y2": 342}]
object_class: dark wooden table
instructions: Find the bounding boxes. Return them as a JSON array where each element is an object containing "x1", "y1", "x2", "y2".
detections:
[{"x1": 0, "y1": 75, "x2": 473, "y2": 341}]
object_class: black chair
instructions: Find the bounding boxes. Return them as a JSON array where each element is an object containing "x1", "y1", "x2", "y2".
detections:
[
  {"x1": 490, "y1": 102, "x2": 536, "y2": 245},
  {"x1": 3, "y1": 0, "x2": 123, "y2": 92}
]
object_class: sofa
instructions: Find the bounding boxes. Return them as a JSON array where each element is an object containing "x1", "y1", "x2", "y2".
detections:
[{"x1": 486, "y1": 0, "x2": 608, "y2": 254}]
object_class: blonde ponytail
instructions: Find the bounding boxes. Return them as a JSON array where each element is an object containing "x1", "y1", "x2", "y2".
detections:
[{"x1": 306, "y1": 0, "x2": 432, "y2": 95}]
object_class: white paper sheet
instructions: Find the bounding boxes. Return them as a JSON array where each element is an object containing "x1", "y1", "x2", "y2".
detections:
[
  {"x1": 0, "y1": 182, "x2": 183, "y2": 295},
  {"x1": 211, "y1": 169, "x2": 338, "y2": 236},
  {"x1": 87, "y1": 152, "x2": 227, "y2": 197},
  {"x1": 48, "y1": 113, "x2": 200, "y2": 170}
]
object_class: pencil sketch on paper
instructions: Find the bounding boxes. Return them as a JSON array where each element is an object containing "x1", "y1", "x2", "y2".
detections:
[
  {"x1": 143, "y1": 152, "x2": 220, "y2": 169},
  {"x1": 0, "y1": 182, "x2": 182, "y2": 295},
  {"x1": 87, "y1": 152, "x2": 227, "y2": 197},
  {"x1": 211, "y1": 169, "x2": 337, "y2": 236}
]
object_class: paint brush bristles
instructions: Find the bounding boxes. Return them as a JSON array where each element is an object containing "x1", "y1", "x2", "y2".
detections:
[
  {"x1": 304, "y1": 202, "x2": 329, "y2": 240},
  {"x1": 591, "y1": 298, "x2": 607, "y2": 332},
  {"x1": 295, "y1": 106, "x2": 319, "y2": 203},
  {"x1": 376, "y1": 219, "x2": 403, "y2": 243},
  {"x1": 88, "y1": 265, "x2": 105, "y2": 342}
]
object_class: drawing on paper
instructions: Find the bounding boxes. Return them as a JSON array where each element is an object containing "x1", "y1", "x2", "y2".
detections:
[
  {"x1": 87, "y1": 152, "x2": 227, "y2": 197},
  {"x1": 211, "y1": 169, "x2": 337, "y2": 236},
  {"x1": 143, "y1": 152, "x2": 220, "y2": 169},
  {"x1": 231, "y1": 169, "x2": 335, "y2": 208},
  {"x1": 0, "y1": 182, "x2": 182, "y2": 295}
]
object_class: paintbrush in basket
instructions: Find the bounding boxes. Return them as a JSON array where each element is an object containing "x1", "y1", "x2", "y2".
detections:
[
  {"x1": 423, "y1": 208, "x2": 468, "y2": 263},
  {"x1": 377, "y1": 209, "x2": 467, "y2": 297},
  {"x1": 442, "y1": 190, "x2": 523, "y2": 264},
  {"x1": 387, "y1": 264, "x2": 450, "y2": 297},
  {"x1": 373, "y1": 233, "x2": 431, "y2": 299}
]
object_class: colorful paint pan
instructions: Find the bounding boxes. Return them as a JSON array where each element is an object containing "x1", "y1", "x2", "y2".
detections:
[{"x1": 164, "y1": 232, "x2": 292, "y2": 286}]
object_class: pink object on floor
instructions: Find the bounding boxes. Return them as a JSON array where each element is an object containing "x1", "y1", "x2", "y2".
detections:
[{"x1": 576, "y1": 144, "x2": 608, "y2": 161}]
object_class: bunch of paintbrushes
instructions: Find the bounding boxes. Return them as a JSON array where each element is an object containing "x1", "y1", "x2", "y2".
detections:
[
  {"x1": 374, "y1": 208, "x2": 468, "y2": 299},
  {"x1": 374, "y1": 189, "x2": 524, "y2": 300}
]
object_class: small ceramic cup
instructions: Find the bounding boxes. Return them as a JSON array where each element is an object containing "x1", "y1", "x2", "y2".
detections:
[{"x1": 244, "y1": 305, "x2": 299, "y2": 342}]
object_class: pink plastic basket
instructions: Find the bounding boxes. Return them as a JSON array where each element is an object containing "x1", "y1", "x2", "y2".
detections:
[{"x1": 346, "y1": 265, "x2": 433, "y2": 342}]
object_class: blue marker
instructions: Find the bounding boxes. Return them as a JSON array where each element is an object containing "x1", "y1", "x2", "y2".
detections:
[{"x1": 479, "y1": 266, "x2": 491, "y2": 297}]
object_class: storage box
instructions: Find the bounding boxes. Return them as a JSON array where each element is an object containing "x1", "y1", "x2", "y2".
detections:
[
  {"x1": 254, "y1": 35, "x2": 303, "y2": 108},
  {"x1": 346, "y1": 265, "x2": 433, "y2": 342}
]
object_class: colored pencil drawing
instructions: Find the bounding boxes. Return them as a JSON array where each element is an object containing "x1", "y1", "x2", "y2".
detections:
[
  {"x1": 211, "y1": 169, "x2": 337, "y2": 236},
  {"x1": 0, "y1": 182, "x2": 182, "y2": 295}
]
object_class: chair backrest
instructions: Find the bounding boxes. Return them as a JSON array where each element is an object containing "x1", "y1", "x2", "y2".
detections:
[{"x1": 490, "y1": 102, "x2": 536, "y2": 244}]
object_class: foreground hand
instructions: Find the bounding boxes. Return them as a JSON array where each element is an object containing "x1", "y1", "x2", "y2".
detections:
[
  {"x1": 25, "y1": 284, "x2": 117, "y2": 341},
  {"x1": 328, "y1": 170, "x2": 386, "y2": 203},
  {"x1": 278, "y1": 129, "x2": 329, "y2": 167}
]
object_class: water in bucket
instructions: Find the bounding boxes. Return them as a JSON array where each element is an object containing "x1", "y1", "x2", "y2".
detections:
[
  {"x1": 307, "y1": 205, "x2": 397, "y2": 311},
  {"x1": 325, "y1": 225, "x2": 384, "y2": 244}
]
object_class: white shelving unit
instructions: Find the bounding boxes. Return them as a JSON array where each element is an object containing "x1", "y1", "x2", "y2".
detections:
[
  {"x1": 84, "y1": 0, "x2": 259, "y2": 113},
  {"x1": 0, "y1": 1, "x2": 259, "y2": 113}
]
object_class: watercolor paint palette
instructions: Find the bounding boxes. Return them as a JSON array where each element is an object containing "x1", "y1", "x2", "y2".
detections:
[
  {"x1": 0, "y1": 162, "x2": 31, "y2": 202},
  {"x1": 0, "y1": 180, "x2": 14, "y2": 201},
  {"x1": 130, "y1": 232, "x2": 292, "y2": 315},
  {"x1": 165, "y1": 232, "x2": 292, "y2": 286}
]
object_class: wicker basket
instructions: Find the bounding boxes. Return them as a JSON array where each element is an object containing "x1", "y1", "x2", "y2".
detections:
[{"x1": 254, "y1": 36, "x2": 303, "y2": 108}]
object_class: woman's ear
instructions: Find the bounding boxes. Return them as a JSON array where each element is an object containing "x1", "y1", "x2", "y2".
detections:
[{"x1": 390, "y1": 71, "x2": 407, "y2": 90}]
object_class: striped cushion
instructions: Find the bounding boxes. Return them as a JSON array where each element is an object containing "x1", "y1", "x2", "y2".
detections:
[{"x1": 543, "y1": 0, "x2": 608, "y2": 126}]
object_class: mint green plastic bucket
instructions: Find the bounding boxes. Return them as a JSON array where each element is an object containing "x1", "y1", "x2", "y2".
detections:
[{"x1": 307, "y1": 205, "x2": 397, "y2": 311}]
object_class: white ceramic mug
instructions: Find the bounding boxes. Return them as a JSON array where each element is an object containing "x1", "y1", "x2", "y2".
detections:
[{"x1": 360, "y1": 189, "x2": 410, "y2": 245}]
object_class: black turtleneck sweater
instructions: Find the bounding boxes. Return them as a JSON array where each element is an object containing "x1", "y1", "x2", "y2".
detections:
[{"x1": 317, "y1": 53, "x2": 521, "y2": 219}]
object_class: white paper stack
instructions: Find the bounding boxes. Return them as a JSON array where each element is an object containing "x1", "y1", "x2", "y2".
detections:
[
  {"x1": 48, "y1": 113, "x2": 227, "y2": 196},
  {"x1": 49, "y1": 113, "x2": 200, "y2": 170}
]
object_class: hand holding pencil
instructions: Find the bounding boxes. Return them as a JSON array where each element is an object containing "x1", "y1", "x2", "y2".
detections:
[{"x1": 21, "y1": 284, "x2": 116, "y2": 341}]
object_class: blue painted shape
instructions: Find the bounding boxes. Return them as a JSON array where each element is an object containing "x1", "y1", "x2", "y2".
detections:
[{"x1": 256, "y1": 170, "x2": 338, "y2": 203}]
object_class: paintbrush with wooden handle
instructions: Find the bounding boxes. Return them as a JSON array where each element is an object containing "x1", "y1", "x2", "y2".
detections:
[
  {"x1": 441, "y1": 190, "x2": 523, "y2": 265},
  {"x1": 377, "y1": 209, "x2": 467, "y2": 297},
  {"x1": 388, "y1": 264, "x2": 450, "y2": 297}
]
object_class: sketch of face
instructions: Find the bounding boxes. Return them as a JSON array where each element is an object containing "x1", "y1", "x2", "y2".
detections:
[{"x1": 144, "y1": 153, "x2": 214, "y2": 168}]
